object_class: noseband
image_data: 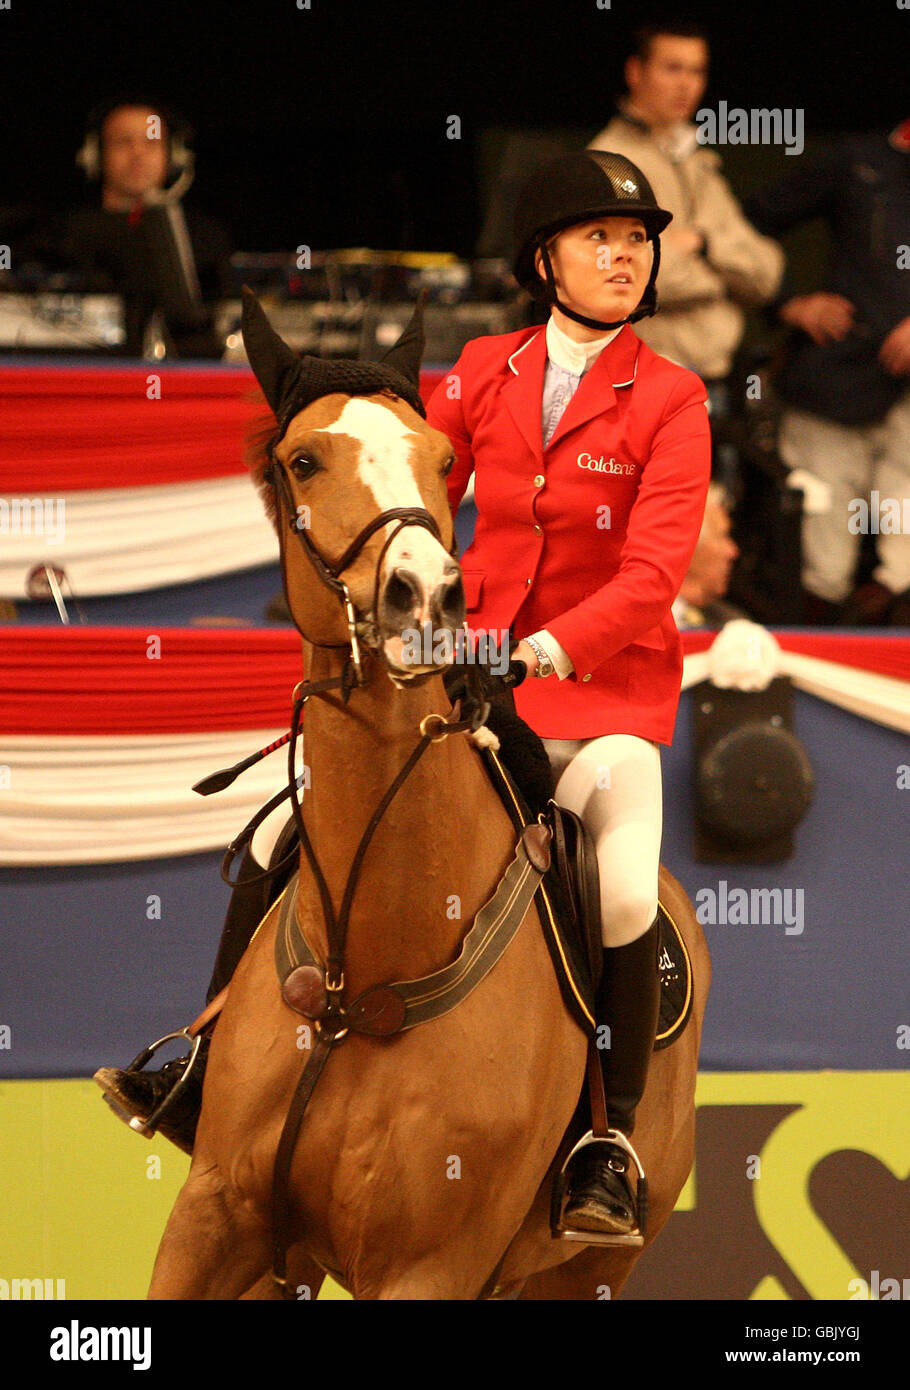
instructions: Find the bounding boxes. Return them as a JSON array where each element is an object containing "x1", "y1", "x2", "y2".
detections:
[{"x1": 268, "y1": 456, "x2": 457, "y2": 681}]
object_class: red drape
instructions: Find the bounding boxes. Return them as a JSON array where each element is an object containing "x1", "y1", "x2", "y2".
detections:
[
  {"x1": 0, "y1": 628, "x2": 906, "y2": 736},
  {"x1": 0, "y1": 365, "x2": 448, "y2": 492},
  {"x1": 680, "y1": 629, "x2": 910, "y2": 684},
  {"x1": 0, "y1": 629, "x2": 304, "y2": 733}
]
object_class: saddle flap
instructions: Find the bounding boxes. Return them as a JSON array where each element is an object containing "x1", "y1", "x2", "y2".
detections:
[{"x1": 547, "y1": 801, "x2": 603, "y2": 992}]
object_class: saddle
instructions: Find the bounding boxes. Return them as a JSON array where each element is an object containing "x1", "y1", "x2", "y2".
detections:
[
  {"x1": 480, "y1": 745, "x2": 693, "y2": 1051},
  {"x1": 194, "y1": 710, "x2": 692, "y2": 1055}
]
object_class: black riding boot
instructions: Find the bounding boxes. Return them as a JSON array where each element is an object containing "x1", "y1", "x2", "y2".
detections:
[
  {"x1": 564, "y1": 916, "x2": 661, "y2": 1234},
  {"x1": 206, "y1": 829, "x2": 297, "y2": 1002},
  {"x1": 94, "y1": 829, "x2": 298, "y2": 1152}
]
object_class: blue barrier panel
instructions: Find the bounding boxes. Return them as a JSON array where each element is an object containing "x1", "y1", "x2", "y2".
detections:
[{"x1": 1, "y1": 685, "x2": 906, "y2": 1078}]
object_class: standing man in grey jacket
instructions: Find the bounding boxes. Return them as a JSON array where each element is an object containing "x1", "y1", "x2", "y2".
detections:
[{"x1": 588, "y1": 21, "x2": 783, "y2": 388}]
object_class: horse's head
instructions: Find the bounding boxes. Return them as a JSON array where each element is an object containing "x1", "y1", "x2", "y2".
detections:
[{"x1": 242, "y1": 288, "x2": 465, "y2": 683}]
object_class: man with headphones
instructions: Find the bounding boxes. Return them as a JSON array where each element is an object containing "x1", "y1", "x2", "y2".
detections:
[{"x1": 61, "y1": 98, "x2": 232, "y2": 357}]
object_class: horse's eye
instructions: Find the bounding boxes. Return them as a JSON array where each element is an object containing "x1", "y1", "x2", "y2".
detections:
[
  {"x1": 441, "y1": 455, "x2": 455, "y2": 478},
  {"x1": 291, "y1": 455, "x2": 319, "y2": 482}
]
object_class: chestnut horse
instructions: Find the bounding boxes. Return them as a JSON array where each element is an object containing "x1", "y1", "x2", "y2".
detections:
[{"x1": 147, "y1": 293, "x2": 710, "y2": 1301}]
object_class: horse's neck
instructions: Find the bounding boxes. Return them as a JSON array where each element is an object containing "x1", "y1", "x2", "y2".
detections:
[{"x1": 297, "y1": 644, "x2": 514, "y2": 988}]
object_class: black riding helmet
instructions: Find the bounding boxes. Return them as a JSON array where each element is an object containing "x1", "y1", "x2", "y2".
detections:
[{"x1": 513, "y1": 149, "x2": 673, "y2": 331}]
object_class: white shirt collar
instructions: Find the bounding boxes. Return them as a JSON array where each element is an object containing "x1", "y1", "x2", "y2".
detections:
[
  {"x1": 546, "y1": 316, "x2": 623, "y2": 375},
  {"x1": 622, "y1": 100, "x2": 700, "y2": 162}
]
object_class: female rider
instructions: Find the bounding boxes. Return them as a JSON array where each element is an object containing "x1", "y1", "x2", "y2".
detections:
[{"x1": 425, "y1": 149, "x2": 712, "y2": 1237}]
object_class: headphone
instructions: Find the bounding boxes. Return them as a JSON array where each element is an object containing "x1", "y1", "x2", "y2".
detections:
[{"x1": 76, "y1": 99, "x2": 195, "y2": 200}]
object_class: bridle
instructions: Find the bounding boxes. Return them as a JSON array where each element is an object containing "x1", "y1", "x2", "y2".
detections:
[
  {"x1": 190, "y1": 392, "x2": 531, "y2": 1300},
  {"x1": 238, "y1": 436, "x2": 487, "y2": 985},
  {"x1": 267, "y1": 451, "x2": 459, "y2": 685},
  {"x1": 204, "y1": 415, "x2": 488, "y2": 895}
]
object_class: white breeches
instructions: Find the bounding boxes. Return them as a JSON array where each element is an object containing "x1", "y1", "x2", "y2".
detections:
[
  {"x1": 543, "y1": 733, "x2": 662, "y2": 948},
  {"x1": 777, "y1": 391, "x2": 910, "y2": 602}
]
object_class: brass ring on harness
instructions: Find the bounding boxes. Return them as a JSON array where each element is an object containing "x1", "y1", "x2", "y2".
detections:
[
  {"x1": 419, "y1": 713, "x2": 449, "y2": 743},
  {"x1": 314, "y1": 1019, "x2": 349, "y2": 1043}
]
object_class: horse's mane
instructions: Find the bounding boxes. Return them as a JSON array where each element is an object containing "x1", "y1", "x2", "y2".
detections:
[{"x1": 244, "y1": 395, "x2": 281, "y2": 531}]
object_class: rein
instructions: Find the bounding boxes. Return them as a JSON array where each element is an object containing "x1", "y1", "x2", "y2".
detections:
[
  {"x1": 197, "y1": 430, "x2": 517, "y2": 1297},
  {"x1": 208, "y1": 666, "x2": 362, "y2": 890},
  {"x1": 284, "y1": 686, "x2": 480, "y2": 996},
  {"x1": 197, "y1": 651, "x2": 493, "y2": 1297}
]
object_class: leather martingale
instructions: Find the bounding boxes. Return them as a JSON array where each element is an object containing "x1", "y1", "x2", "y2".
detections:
[
  {"x1": 274, "y1": 827, "x2": 549, "y2": 1035},
  {"x1": 269, "y1": 746, "x2": 693, "y2": 1051}
]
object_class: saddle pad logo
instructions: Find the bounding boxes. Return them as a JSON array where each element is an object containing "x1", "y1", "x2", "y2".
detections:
[{"x1": 577, "y1": 452, "x2": 636, "y2": 476}]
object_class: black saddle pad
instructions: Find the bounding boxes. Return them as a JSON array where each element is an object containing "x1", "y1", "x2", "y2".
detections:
[{"x1": 480, "y1": 744, "x2": 693, "y2": 1052}]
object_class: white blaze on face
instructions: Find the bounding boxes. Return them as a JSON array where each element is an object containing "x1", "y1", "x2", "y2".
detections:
[{"x1": 320, "y1": 399, "x2": 452, "y2": 664}]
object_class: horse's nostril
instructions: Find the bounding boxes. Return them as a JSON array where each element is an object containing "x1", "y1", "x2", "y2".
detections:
[{"x1": 383, "y1": 567, "x2": 422, "y2": 620}]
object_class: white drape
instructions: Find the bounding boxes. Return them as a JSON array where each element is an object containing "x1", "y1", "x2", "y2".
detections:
[
  {"x1": 0, "y1": 475, "x2": 278, "y2": 598},
  {"x1": 0, "y1": 729, "x2": 288, "y2": 865},
  {"x1": 1, "y1": 645, "x2": 906, "y2": 866},
  {"x1": 681, "y1": 648, "x2": 910, "y2": 735}
]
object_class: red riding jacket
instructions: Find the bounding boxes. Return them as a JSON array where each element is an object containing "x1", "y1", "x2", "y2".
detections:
[{"x1": 426, "y1": 323, "x2": 712, "y2": 744}]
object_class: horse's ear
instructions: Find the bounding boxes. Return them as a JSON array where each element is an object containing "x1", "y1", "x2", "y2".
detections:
[
  {"x1": 379, "y1": 289, "x2": 426, "y2": 390},
  {"x1": 241, "y1": 286, "x2": 303, "y2": 421}
]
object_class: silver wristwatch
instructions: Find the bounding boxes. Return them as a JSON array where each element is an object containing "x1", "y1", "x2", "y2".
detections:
[{"x1": 524, "y1": 636, "x2": 555, "y2": 679}]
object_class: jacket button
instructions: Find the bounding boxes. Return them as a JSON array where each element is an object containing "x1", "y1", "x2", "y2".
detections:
[
  {"x1": 533, "y1": 523, "x2": 542, "y2": 535},
  {"x1": 581, "y1": 674, "x2": 592, "y2": 682},
  {"x1": 525, "y1": 577, "x2": 532, "y2": 586},
  {"x1": 533, "y1": 474, "x2": 545, "y2": 487}
]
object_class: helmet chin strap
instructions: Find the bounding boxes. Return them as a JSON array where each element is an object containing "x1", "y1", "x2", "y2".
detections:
[{"x1": 535, "y1": 235, "x2": 660, "y2": 330}]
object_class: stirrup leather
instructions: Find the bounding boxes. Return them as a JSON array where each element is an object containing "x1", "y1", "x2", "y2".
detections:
[
  {"x1": 96, "y1": 1028, "x2": 203, "y2": 1139},
  {"x1": 550, "y1": 1128, "x2": 648, "y2": 1247}
]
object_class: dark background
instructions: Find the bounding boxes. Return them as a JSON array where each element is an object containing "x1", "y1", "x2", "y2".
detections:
[{"x1": 2, "y1": 0, "x2": 907, "y2": 258}]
